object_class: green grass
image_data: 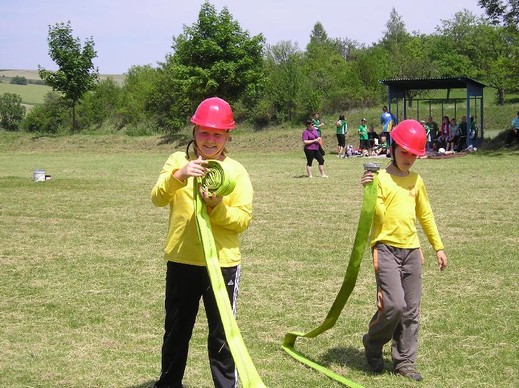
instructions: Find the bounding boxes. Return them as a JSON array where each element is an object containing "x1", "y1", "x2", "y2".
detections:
[
  {"x1": 0, "y1": 130, "x2": 517, "y2": 387},
  {"x1": 0, "y1": 82, "x2": 52, "y2": 106}
]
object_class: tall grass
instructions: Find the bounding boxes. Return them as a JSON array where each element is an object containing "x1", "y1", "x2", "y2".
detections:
[{"x1": 0, "y1": 131, "x2": 517, "y2": 387}]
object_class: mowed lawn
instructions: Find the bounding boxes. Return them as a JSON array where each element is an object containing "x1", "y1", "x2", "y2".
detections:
[{"x1": 0, "y1": 133, "x2": 517, "y2": 388}]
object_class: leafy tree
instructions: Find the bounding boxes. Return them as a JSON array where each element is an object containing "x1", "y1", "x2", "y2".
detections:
[
  {"x1": 22, "y1": 92, "x2": 69, "y2": 133},
  {"x1": 119, "y1": 65, "x2": 160, "y2": 128},
  {"x1": 308, "y1": 22, "x2": 329, "y2": 46},
  {"x1": 380, "y1": 7, "x2": 410, "y2": 57},
  {"x1": 263, "y1": 41, "x2": 304, "y2": 122},
  {"x1": 478, "y1": 0, "x2": 519, "y2": 30},
  {"x1": 38, "y1": 21, "x2": 99, "y2": 132},
  {"x1": 0, "y1": 93, "x2": 26, "y2": 131},
  {"x1": 151, "y1": 2, "x2": 266, "y2": 131},
  {"x1": 354, "y1": 45, "x2": 393, "y2": 103},
  {"x1": 79, "y1": 78, "x2": 122, "y2": 128},
  {"x1": 434, "y1": 10, "x2": 517, "y2": 104}
]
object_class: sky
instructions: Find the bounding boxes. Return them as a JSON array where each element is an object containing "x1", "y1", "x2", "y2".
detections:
[{"x1": 0, "y1": 0, "x2": 486, "y2": 75}]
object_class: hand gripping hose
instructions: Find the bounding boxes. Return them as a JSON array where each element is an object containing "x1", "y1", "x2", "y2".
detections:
[
  {"x1": 194, "y1": 160, "x2": 266, "y2": 388},
  {"x1": 282, "y1": 175, "x2": 379, "y2": 387}
]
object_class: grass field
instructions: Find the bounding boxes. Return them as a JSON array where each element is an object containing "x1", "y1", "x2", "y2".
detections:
[
  {"x1": 0, "y1": 69, "x2": 125, "y2": 110},
  {"x1": 0, "y1": 130, "x2": 517, "y2": 387}
]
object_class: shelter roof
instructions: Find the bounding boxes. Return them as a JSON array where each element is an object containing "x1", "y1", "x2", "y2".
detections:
[{"x1": 379, "y1": 77, "x2": 485, "y2": 90}]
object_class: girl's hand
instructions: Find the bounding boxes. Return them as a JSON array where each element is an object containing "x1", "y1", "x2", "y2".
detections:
[
  {"x1": 199, "y1": 185, "x2": 223, "y2": 209},
  {"x1": 436, "y1": 250, "x2": 448, "y2": 271},
  {"x1": 360, "y1": 171, "x2": 374, "y2": 187},
  {"x1": 174, "y1": 156, "x2": 207, "y2": 181}
]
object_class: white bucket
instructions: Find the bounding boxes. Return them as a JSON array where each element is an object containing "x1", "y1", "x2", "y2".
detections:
[{"x1": 34, "y1": 169, "x2": 46, "y2": 182}]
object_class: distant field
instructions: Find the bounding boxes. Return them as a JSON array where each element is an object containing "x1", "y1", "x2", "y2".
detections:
[
  {"x1": 0, "y1": 69, "x2": 125, "y2": 84},
  {"x1": 0, "y1": 69, "x2": 126, "y2": 106},
  {"x1": 0, "y1": 69, "x2": 43, "y2": 80},
  {"x1": 0, "y1": 83, "x2": 52, "y2": 106}
]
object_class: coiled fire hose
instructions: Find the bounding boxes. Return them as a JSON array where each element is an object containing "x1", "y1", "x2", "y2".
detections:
[
  {"x1": 282, "y1": 171, "x2": 379, "y2": 387},
  {"x1": 194, "y1": 160, "x2": 266, "y2": 388}
]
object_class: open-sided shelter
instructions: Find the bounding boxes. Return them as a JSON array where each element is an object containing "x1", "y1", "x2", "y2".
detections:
[{"x1": 380, "y1": 77, "x2": 485, "y2": 148}]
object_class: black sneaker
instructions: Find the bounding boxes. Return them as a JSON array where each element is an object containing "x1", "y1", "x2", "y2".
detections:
[
  {"x1": 396, "y1": 365, "x2": 423, "y2": 381},
  {"x1": 362, "y1": 334, "x2": 384, "y2": 373}
]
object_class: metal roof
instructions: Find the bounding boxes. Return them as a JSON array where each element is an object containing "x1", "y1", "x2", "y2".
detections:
[{"x1": 379, "y1": 77, "x2": 485, "y2": 90}]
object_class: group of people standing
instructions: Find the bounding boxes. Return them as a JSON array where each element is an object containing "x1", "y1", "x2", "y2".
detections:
[{"x1": 302, "y1": 108, "x2": 395, "y2": 176}]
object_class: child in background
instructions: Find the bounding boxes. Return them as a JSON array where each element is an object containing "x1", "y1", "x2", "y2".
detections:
[
  {"x1": 335, "y1": 114, "x2": 348, "y2": 157},
  {"x1": 360, "y1": 119, "x2": 447, "y2": 382},
  {"x1": 358, "y1": 118, "x2": 370, "y2": 156},
  {"x1": 374, "y1": 135, "x2": 388, "y2": 155}
]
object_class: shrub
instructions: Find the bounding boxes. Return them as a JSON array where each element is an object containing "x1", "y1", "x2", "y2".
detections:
[
  {"x1": 22, "y1": 92, "x2": 69, "y2": 133},
  {"x1": 10, "y1": 76, "x2": 28, "y2": 85},
  {"x1": 0, "y1": 93, "x2": 26, "y2": 131}
]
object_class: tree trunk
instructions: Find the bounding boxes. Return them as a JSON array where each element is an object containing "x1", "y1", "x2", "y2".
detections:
[
  {"x1": 497, "y1": 88, "x2": 505, "y2": 106},
  {"x1": 72, "y1": 102, "x2": 77, "y2": 132}
]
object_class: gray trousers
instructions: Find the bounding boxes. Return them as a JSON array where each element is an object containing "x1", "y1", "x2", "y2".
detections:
[{"x1": 364, "y1": 243, "x2": 423, "y2": 370}]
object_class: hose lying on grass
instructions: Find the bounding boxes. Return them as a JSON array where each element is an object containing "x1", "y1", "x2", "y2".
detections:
[{"x1": 282, "y1": 174, "x2": 379, "y2": 388}]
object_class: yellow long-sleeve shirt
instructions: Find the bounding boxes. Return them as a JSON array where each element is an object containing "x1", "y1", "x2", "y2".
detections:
[
  {"x1": 370, "y1": 169, "x2": 444, "y2": 252},
  {"x1": 151, "y1": 152, "x2": 253, "y2": 267}
]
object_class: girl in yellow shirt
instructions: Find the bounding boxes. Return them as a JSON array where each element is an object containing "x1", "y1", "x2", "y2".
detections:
[
  {"x1": 360, "y1": 119, "x2": 447, "y2": 382},
  {"x1": 151, "y1": 97, "x2": 253, "y2": 388}
]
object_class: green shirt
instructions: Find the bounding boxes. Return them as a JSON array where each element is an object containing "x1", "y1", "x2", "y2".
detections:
[
  {"x1": 336, "y1": 119, "x2": 347, "y2": 135},
  {"x1": 313, "y1": 118, "x2": 322, "y2": 137},
  {"x1": 358, "y1": 124, "x2": 368, "y2": 140}
]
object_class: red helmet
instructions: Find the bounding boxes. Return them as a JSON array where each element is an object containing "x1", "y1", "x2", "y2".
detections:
[
  {"x1": 390, "y1": 119, "x2": 426, "y2": 156},
  {"x1": 190, "y1": 97, "x2": 235, "y2": 130}
]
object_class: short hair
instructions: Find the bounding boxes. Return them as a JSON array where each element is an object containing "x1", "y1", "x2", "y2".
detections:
[{"x1": 306, "y1": 120, "x2": 313, "y2": 126}]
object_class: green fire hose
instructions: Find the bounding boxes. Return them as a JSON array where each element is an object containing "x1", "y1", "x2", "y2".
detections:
[
  {"x1": 282, "y1": 174, "x2": 379, "y2": 387},
  {"x1": 194, "y1": 160, "x2": 266, "y2": 388}
]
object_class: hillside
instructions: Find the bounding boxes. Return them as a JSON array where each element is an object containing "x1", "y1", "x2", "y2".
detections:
[
  {"x1": 0, "y1": 69, "x2": 125, "y2": 84},
  {"x1": 0, "y1": 69, "x2": 516, "y2": 145}
]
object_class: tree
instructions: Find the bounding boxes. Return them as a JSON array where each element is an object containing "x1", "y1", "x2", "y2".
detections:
[
  {"x1": 478, "y1": 0, "x2": 519, "y2": 30},
  {"x1": 434, "y1": 10, "x2": 517, "y2": 104},
  {"x1": 38, "y1": 21, "x2": 99, "y2": 132},
  {"x1": 79, "y1": 78, "x2": 122, "y2": 128},
  {"x1": 0, "y1": 93, "x2": 26, "y2": 131},
  {"x1": 10, "y1": 76, "x2": 28, "y2": 85},
  {"x1": 264, "y1": 41, "x2": 304, "y2": 122},
  {"x1": 150, "y1": 3, "x2": 266, "y2": 131},
  {"x1": 22, "y1": 92, "x2": 69, "y2": 133},
  {"x1": 119, "y1": 65, "x2": 160, "y2": 128}
]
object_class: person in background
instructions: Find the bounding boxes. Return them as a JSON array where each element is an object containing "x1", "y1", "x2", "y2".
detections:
[
  {"x1": 446, "y1": 117, "x2": 459, "y2": 152},
  {"x1": 457, "y1": 115, "x2": 468, "y2": 151},
  {"x1": 437, "y1": 116, "x2": 450, "y2": 150},
  {"x1": 424, "y1": 116, "x2": 439, "y2": 152},
  {"x1": 312, "y1": 112, "x2": 325, "y2": 137},
  {"x1": 360, "y1": 119, "x2": 447, "y2": 382},
  {"x1": 358, "y1": 118, "x2": 370, "y2": 156},
  {"x1": 335, "y1": 114, "x2": 348, "y2": 157},
  {"x1": 368, "y1": 125, "x2": 380, "y2": 156},
  {"x1": 380, "y1": 106, "x2": 393, "y2": 139},
  {"x1": 374, "y1": 135, "x2": 388, "y2": 155},
  {"x1": 302, "y1": 119, "x2": 328, "y2": 178},
  {"x1": 505, "y1": 111, "x2": 519, "y2": 147},
  {"x1": 151, "y1": 97, "x2": 253, "y2": 388}
]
